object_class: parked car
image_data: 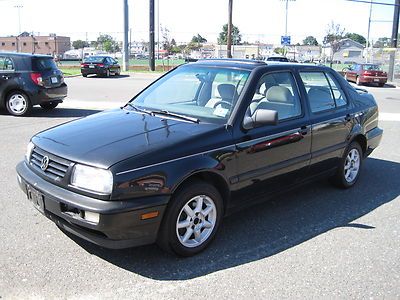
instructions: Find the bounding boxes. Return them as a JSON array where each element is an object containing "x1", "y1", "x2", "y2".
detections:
[
  {"x1": 80, "y1": 56, "x2": 121, "y2": 77},
  {"x1": 0, "y1": 53, "x2": 67, "y2": 116},
  {"x1": 17, "y1": 59, "x2": 383, "y2": 256},
  {"x1": 266, "y1": 56, "x2": 289, "y2": 62},
  {"x1": 345, "y1": 63, "x2": 388, "y2": 87}
]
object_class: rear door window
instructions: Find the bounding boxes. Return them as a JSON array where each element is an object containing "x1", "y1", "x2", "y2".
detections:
[
  {"x1": 32, "y1": 58, "x2": 57, "y2": 71},
  {"x1": 0, "y1": 56, "x2": 15, "y2": 71}
]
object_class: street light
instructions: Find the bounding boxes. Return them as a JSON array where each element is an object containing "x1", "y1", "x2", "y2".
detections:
[
  {"x1": 280, "y1": 0, "x2": 295, "y2": 56},
  {"x1": 14, "y1": 5, "x2": 23, "y2": 35}
]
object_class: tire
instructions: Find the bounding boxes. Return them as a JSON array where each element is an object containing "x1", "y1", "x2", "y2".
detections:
[
  {"x1": 356, "y1": 76, "x2": 362, "y2": 86},
  {"x1": 82, "y1": 74, "x2": 87, "y2": 78},
  {"x1": 40, "y1": 102, "x2": 59, "y2": 110},
  {"x1": 157, "y1": 180, "x2": 223, "y2": 256},
  {"x1": 116, "y1": 68, "x2": 121, "y2": 76},
  {"x1": 6, "y1": 91, "x2": 32, "y2": 116},
  {"x1": 331, "y1": 142, "x2": 363, "y2": 189},
  {"x1": 105, "y1": 69, "x2": 110, "y2": 77}
]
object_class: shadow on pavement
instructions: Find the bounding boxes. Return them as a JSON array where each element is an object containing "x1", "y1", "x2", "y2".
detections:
[
  {"x1": 85, "y1": 74, "x2": 130, "y2": 79},
  {"x1": 65, "y1": 157, "x2": 400, "y2": 280}
]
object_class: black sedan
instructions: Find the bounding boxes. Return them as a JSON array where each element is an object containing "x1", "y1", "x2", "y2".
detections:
[
  {"x1": 0, "y1": 52, "x2": 67, "y2": 116},
  {"x1": 16, "y1": 59, "x2": 383, "y2": 256},
  {"x1": 81, "y1": 56, "x2": 121, "y2": 77}
]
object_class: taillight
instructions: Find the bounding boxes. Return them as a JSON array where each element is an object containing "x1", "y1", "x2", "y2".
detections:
[
  {"x1": 98, "y1": 64, "x2": 104, "y2": 67},
  {"x1": 363, "y1": 71, "x2": 373, "y2": 76},
  {"x1": 81, "y1": 63, "x2": 88, "y2": 67},
  {"x1": 30, "y1": 73, "x2": 43, "y2": 86}
]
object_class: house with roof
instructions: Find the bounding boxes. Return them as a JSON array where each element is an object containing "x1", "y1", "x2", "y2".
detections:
[{"x1": 323, "y1": 38, "x2": 365, "y2": 64}]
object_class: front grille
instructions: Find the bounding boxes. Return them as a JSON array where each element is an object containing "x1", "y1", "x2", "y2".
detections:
[{"x1": 30, "y1": 147, "x2": 71, "y2": 181}]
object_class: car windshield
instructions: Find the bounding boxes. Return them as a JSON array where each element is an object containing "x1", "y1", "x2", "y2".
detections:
[
  {"x1": 130, "y1": 65, "x2": 251, "y2": 124},
  {"x1": 32, "y1": 58, "x2": 57, "y2": 71},
  {"x1": 363, "y1": 64, "x2": 382, "y2": 71},
  {"x1": 84, "y1": 56, "x2": 105, "y2": 63}
]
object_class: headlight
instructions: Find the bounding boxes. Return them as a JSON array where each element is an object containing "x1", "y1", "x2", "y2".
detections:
[
  {"x1": 26, "y1": 142, "x2": 35, "y2": 162},
  {"x1": 71, "y1": 164, "x2": 113, "y2": 194}
]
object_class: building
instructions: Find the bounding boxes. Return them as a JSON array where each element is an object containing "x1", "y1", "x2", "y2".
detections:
[
  {"x1": 323, "y1": 38, "x2": 365, "y2": 64},
  {"x1": 215, "y1": 44, "x2": 260, "y2": 59},
  {"x1": 0, "y1": 34, "x2": 71, "y2": 57}
]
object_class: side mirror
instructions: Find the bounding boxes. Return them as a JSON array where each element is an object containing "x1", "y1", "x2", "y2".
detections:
[{"x1": 243, "y1": 109, "x2": 278, "y2": 130}]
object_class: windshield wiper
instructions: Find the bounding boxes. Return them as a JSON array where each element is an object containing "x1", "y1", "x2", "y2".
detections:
[
  {"x1": 124, "y1": 103, "x2": 153, "y2": 115},
  {"x1": 151, "y1": 109, "x2": 200, "y2": 123}
]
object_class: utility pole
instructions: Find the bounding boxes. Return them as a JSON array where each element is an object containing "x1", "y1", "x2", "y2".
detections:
[
  {"x1": 123, "y1": 0, "x2": 129, "y2": 72},
  {"x1": 227, "y1": 0, "x2": 233, "y2": 58},
  {"x1": 157, "y1": 0, "x2": 160, "y2": 60},
  {"x1": 388, "y1": 0, "x2": 400, "y2": 82},
  {"x1": 366, "y1": 0, "x2": 373, "y2": 62},
  {"x1": 149, "y1": 0, "x2": 155, "y2": 71}
]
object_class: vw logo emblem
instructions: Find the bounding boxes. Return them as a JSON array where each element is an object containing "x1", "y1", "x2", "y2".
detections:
[{"x1": 40, "y1": 156, "x2": 49, "y2": 171}]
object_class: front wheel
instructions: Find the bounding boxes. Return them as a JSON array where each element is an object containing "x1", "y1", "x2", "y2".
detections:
[
  {"x1": 332, "y1": 142, "x2": 363, "y2": 188},
  {"x1": 356, "y1": 76, "x2": 362, "y2": 86},
  {"x1": 157, "y1": 181, "x2": 223, "y2": 256},
  {"x1": 6, "y1": 92, "x2": 32, "y2": 116}
]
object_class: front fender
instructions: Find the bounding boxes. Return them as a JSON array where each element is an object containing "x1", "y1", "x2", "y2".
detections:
[{"x1": 111, "y1": 146, "x2": 236, "y2": 201}]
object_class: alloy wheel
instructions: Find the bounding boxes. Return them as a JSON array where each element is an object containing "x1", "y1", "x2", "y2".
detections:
[
  {"x1": 344, "y1": 148, "x2": 360, "y2": 183},
  {"x1": 176, "y1": 195, "x2": 217, "y2": 248}
]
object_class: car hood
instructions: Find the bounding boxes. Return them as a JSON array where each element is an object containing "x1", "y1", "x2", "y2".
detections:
[{"x1": 32, "y1": 108, "x2": 223, "y2": 169}]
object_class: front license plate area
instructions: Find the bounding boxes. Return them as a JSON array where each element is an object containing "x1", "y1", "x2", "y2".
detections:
[
  {"x1": 27, "y1": 186, "x2": 45, "y2": 214},
  {"x1": 51, "y1": 76, "x2": 58, "y2": 84}
]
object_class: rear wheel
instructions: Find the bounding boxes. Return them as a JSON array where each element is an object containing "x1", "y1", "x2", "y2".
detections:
[
  {"x1": 6, "y1": 91, "x2": 32, "y2": 116},
  {"x1": 82, "y1": 74, "x2": 87, "y2": 78},
  {"x1": 105, "y1": 69, "x2": 110, "y2": 77},
  {"x1": 332, "y1": 142, "x2": 363, "y2": 188},
  {"x1": 157, "y1": 181, "x2": 223, "y2": 256},
  {"x1": 40, "y1": 102, "x2": 59, "y2": 110}
]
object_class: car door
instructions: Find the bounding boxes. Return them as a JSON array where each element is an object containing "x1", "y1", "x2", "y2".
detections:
[
  {"x1": 230, "y1": 70, "x2": 312, "y2": 207},
  {"x1": 299, "y1": 70, "x2": 353, "y2": 175},
  {"x1": 0, "y1": 56, "x2": 17, "y2": 102},
  {"x1": 345, "y1": 64, "x2": 355, "y2": 82}
]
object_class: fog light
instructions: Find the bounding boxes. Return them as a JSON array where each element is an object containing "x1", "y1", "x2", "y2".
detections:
[{"x1": 83, "y1": 211, "x2": 100, "y2": 224}]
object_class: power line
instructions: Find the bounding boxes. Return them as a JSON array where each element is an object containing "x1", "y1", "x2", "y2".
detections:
[{"x1": 344, "y1": 0, "x2": 398, "y2": 7}]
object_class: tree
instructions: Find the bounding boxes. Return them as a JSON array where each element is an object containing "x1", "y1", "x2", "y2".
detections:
[
  {"x1": 218, "y1": 24, "x2": 241, "y2": 45},
  {"x1": 273, "y1": 47, "x2": 285, "y2": 55},
  {"x1": 344, "y1": 33, "x2": 366, "y2": 46},
  {"x1": 374, "y1": 37, "x2": 391, "y2": 48},
  {"x1": 191, "y1": 34, "x2": 207, "y2": 43},
  {"x1": 302, "y1": 36, "x2": 318, "y2": 46},
  {"x1": 72, "y1": 40, "x2": 89, "y2": 49},
  {"x1": 96, "y1": 34, "x2": 119, "y2": 53},
  {"x1": 323, "y1": 22, "x2": 346, "y2": 66}
]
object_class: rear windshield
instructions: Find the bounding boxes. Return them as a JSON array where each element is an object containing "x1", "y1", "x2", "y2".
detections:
[
  {"x1": 32, "y1": 58, "x2": 57, "y2": 71},
  {"x1": 362, "y1": 64, "x2": 382, "y2": 71},
  {"x1": 84, "y1": 56, "x2": 105, "y2": 63}
]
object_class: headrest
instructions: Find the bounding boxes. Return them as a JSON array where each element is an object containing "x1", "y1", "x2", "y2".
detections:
[
  {"x1": 218, "y1": 84, "x2": 238, "y2": 101},
  {"x1": 265, "y1": 86, "x2": 293, "y2": 103},
  {"x1": 307, "y1": 87, "x2": 332, "y2": 101}
]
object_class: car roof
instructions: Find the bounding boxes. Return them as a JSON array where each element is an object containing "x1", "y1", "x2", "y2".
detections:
[
  {"x1": 0, "y1": 52, "x2": 53, "y2": 59},
  {"x1": 187, "y1": 58, "x2": 331, "y2": 71}
]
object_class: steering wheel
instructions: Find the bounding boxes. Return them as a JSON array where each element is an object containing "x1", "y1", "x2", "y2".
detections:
[{"x1": 213, "y1": 100, "x2": 233, "y2": 109}]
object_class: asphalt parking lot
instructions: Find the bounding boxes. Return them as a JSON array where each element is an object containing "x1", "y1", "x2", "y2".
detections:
[{"x1": 1, "y1": 75, "x2": 399, "y2": 298}]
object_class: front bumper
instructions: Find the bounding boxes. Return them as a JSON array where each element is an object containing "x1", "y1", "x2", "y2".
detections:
[
  {"x1": 29, "y1": 83, "x2": 68, "y2": 105},
  {"x1": 365, "y1": 126, "x2": 383, "y2": 156},
  {"x1": 16, "y1": 161, "x2": 168, "y2": 249}
]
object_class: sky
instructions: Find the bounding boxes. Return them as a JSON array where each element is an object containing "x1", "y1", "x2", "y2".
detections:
[{"x1": 0, "y1": 0, "x2": 395, "y2": 45}]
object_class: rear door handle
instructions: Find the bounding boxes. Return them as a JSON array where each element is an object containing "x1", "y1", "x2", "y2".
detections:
[{"x1": 299, "y1": 126, "x2": 309, "y2": 135}]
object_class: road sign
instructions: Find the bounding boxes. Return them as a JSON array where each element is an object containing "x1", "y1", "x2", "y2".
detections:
[{"x1": 281, "y1": 36, "x2": 291, "y2": 46}]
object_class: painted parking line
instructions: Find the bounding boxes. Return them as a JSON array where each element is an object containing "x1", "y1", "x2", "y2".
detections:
[{"x1": 379, "y1": 113, "x2": 400, "y2": 122}]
